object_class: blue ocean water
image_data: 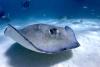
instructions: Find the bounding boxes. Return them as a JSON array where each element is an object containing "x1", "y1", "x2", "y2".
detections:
[
  {"x1": 0, "y1": 0, "x2": 100, "y2": 67},
  {"x1": 0, "y1": 0, "x2": 99, "y2": 27},
  {"x1": 0, "y1": 0, "x2": 100, "y2": 20}
]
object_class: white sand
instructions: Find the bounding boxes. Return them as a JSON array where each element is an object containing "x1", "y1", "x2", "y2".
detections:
[{"x1": 0, "y1": 19, "x2": 100, "y2": 67}]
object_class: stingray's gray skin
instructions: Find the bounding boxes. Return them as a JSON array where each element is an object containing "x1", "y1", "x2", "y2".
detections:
[{"x1": 4, "y1": 24, "x2": 80, "y2": 54}]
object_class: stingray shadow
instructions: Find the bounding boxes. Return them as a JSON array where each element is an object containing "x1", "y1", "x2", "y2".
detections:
[{"x1": 5, "y1": 43, "x2": 73, "y2": 67}]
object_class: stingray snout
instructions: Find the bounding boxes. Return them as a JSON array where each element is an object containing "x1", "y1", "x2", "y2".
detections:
[
  {"x1": 60, "y1": 42, "x2": 80, "y2": 51},
  {"x1": 69, "y1": 42, "x2": 80, "y2": 49}
]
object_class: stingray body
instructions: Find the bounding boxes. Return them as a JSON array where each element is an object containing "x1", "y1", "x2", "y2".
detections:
[{"x1": 4, "y1": 24, "x2": 80, "y2": 54}]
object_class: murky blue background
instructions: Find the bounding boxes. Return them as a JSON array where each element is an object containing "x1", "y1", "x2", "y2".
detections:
[{"x1": 0, "y1": 0, "x2": 100, "y2": 20}]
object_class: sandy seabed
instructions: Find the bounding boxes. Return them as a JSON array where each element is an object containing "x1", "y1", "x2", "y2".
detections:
[{"x1": 0, "y1": 19, "x2": 100, "y2": 67}]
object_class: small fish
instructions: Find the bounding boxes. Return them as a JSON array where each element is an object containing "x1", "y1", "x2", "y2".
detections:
[{"x1": 4, "y1": 24, "x2": 80, "y2": 54}]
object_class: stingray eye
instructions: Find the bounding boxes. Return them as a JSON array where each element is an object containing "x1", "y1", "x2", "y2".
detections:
[{"x1": 49, "y1": 28, "x2": 58, "y2": 35}]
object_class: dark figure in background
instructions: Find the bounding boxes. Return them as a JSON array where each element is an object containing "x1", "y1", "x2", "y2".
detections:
[
  {"x1": 0, "y1": 10, "x2": 5, "y2": 18},
  {"x1": 0, "y1": 9, "x2": 11, "y2": 29},
  {"x1": 0, "y1": 9, "x2": 10, "y2": 22},
  {"x1": 22, "y1": 0, "x2": 31, "y2": 9}
]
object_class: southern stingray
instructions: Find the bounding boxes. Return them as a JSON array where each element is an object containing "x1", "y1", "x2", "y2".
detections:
[{"x1": 4, "y1": 24, "x2": 80, "y2": 54}]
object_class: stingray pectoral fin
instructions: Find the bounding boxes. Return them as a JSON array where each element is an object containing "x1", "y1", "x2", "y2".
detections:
[{"x1": 4, "y1": 24, "x2": 44, "y2": 53}]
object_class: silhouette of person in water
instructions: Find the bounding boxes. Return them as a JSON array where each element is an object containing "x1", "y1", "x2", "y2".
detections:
[{"x1": 22, "y1": 0, "x2": 31, "y2": 9}]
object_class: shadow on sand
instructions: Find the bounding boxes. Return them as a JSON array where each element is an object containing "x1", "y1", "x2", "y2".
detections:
[{"x1": 5, "y1": 43, "x2": 73, "y2": 67}]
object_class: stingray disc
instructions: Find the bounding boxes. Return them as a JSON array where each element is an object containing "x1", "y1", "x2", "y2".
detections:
[{"x1": 4, "y1": 24, "x2": 80, "y2": 54}]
